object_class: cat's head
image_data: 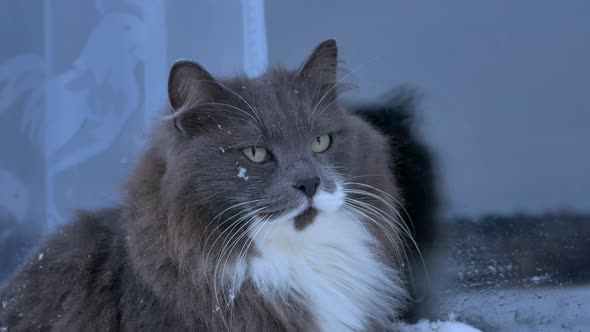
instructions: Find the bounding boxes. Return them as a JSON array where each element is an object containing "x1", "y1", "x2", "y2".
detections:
[{"x1": 153, "y1": 39, "x2": 396, "y2": 244}]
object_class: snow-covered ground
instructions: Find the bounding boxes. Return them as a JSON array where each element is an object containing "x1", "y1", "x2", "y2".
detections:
[
  {"x1": 396, "y1": 320, "x2": 482, "y2": 332},
  {"x1": 436, "y1": 285, "x2": 590, "y2": 331}
]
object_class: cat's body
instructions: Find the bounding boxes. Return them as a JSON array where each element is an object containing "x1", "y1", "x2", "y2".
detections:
[{"x1": 1, "y1": 40, "x2": 415, "y2": 331}]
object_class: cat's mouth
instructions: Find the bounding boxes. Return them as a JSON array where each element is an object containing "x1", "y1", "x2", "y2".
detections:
[
  {"x1": 258, "y1": 201, "x2": 318, "y2": 229},
  {"x1": 293, "y1": 207, "x2": 317, "y2": 230}
]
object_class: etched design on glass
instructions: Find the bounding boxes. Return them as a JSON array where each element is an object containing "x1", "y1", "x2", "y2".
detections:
[
  {"x1": 0, "y1": 0, "x2": 166, "y2": 228},
  {"x1": 0, "y1": 169, "x2": 29, "y2": 224}
]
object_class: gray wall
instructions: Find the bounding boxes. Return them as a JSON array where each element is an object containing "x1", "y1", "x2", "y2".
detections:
[
  {"x1": 266, "y1": 1, "x2": 590, "y2": 217},
  {"x1": 167, "y1": 0, "x2": 244, "y2": 76}
]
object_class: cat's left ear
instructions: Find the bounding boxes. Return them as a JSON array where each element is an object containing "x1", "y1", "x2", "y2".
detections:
[
  {"x1": 168, "y1": 59, "x2": 220, "y2": 110},
  {"x1": 297, "y1": 39, "x2": 338, "y2": 84},
  {"x1": 167, "y1": 59, "x2": 222, "y2": 135}
]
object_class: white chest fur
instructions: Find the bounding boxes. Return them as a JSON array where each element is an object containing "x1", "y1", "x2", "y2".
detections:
[{"x1": 248, "y1": 211, "x2": 404, "y2": 331}]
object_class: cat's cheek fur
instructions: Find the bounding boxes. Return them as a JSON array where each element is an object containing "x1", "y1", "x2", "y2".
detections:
[{"x1": 245, "y1": 189, "x2": 405, "y2": 331}]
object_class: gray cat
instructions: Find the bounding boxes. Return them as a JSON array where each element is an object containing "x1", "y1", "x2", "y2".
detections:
[{"x1": 0, "y1": 40, "x2": 410, "y2": 331}]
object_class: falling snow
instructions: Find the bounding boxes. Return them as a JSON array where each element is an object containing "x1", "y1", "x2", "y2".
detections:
[
  {"x1": 219, "y1": 147, "x2": 225, "y2": 153},
  {"x1": 530, "y1": 274, "x2": 550, "y2": 284},
  {"x1": 37, "y1": 253, "x2": 44, "y2": 261}
]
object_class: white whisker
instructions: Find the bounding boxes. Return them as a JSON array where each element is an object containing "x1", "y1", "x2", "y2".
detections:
[
  {"x1": 203, "y1": 200, "x2": 263, "y2": 237},
  {"x1": 343, "y1": 181, "x2": 416, "y2": 234},
  {"x1": 341, "y1": 184, "x2": 429, "y2": 284},
  {"x1": 343, "y1": 201, "x2": 405, "y2": 264},
  {"x1": 205, "y1": 207, "x2": 266, "y2": 290}
]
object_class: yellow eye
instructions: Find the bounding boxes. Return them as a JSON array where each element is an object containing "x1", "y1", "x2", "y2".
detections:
[
  {"x1": 312, "y1": 134, "x2": 331, "y2": 153},
  {"x1": 242, "y1": 147, "x2": 269, "y2": 163}
]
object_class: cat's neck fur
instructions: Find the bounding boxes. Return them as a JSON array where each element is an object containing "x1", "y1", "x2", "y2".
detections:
[{"x1": 249, "y1": 210, "x2": 404, "y2": 331}]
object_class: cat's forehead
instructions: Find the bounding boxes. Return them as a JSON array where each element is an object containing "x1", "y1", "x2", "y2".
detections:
[{"x1": 222, "y1": 70, "x2": 340, "y2": 136}]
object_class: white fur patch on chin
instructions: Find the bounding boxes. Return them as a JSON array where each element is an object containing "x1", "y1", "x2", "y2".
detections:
[{"x1": 247, "y1": 188, "x2": 404, "y2": 331}]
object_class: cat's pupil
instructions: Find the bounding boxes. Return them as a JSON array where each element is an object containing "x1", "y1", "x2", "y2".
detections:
[{"x1": 251, "y1": 147, "x2": 256, "y2": 156}]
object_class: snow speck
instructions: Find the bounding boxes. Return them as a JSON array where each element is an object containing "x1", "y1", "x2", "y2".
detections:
[
  {"x1": 241, "y1": 86, "x2": 246, "y2": 90},
  {"x1": 530, "y1": 274, "x2": 550, "y2": 284},
  {"x1": 219, "y1": 147, "x2": 225, "y2": 153},
  {"x1": 2, "y1": 301, "x2": 7, "y2": 309},
  {"x1": 38, "y1": 253, "x2": 44, "y2": 261},
  {"x1": 217, "y1": 124, "x2": 222, "y2": 130},
  {"x1": 237, "y1": 167, "x2": 249, "y2": 181},
  {"x1": 293, "y1": 89, "x2": 299, "y2": 94},
  {"x1": 227, "y1": 130, "x2": 231, "y2": 134},
  {"x1": 447, "y1": 312, "x2": 457, "y2": 321}
]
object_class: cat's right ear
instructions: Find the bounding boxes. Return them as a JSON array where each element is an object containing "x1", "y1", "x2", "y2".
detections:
[
  {"x1": 297, "y1": 39, "x2": 338, "y2": 84},
  {"x1": 168, "y1": 59, "x2": 221, "y2": 135}
]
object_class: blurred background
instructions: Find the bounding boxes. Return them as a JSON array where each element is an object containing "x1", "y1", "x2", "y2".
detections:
[{"x1": 1, "y1": 1, "x2": 589, "y2": 330}]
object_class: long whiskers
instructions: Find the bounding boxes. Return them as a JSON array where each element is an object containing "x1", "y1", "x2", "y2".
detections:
[
  {"x1": 216, "y1": 212, "x2": 266, "y2": 298},
  {"x1": 340, "y1": 183, "x2": 429, "y2": 285},
  {"x1": 343, "y1": 190, "x2": 411, "y2": 239},
  {"x1": 204, "y1": 207, "x2": 266, "y2": 288},
  {"x1": 203, "y1": 199, "x2": 263, "y2": 238},
  {"x1": 343, "y1": 181, "x2": 417, "y2": 238},
  {"x1": 208, "y1": 209, "x2": 265, "y2": 331},
  {"x1": 342, "y1": 200, "x2": 406, "y2": 266},
  {"x1": 227, "y1": 213, "x2": 273, "y2": 326}
]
